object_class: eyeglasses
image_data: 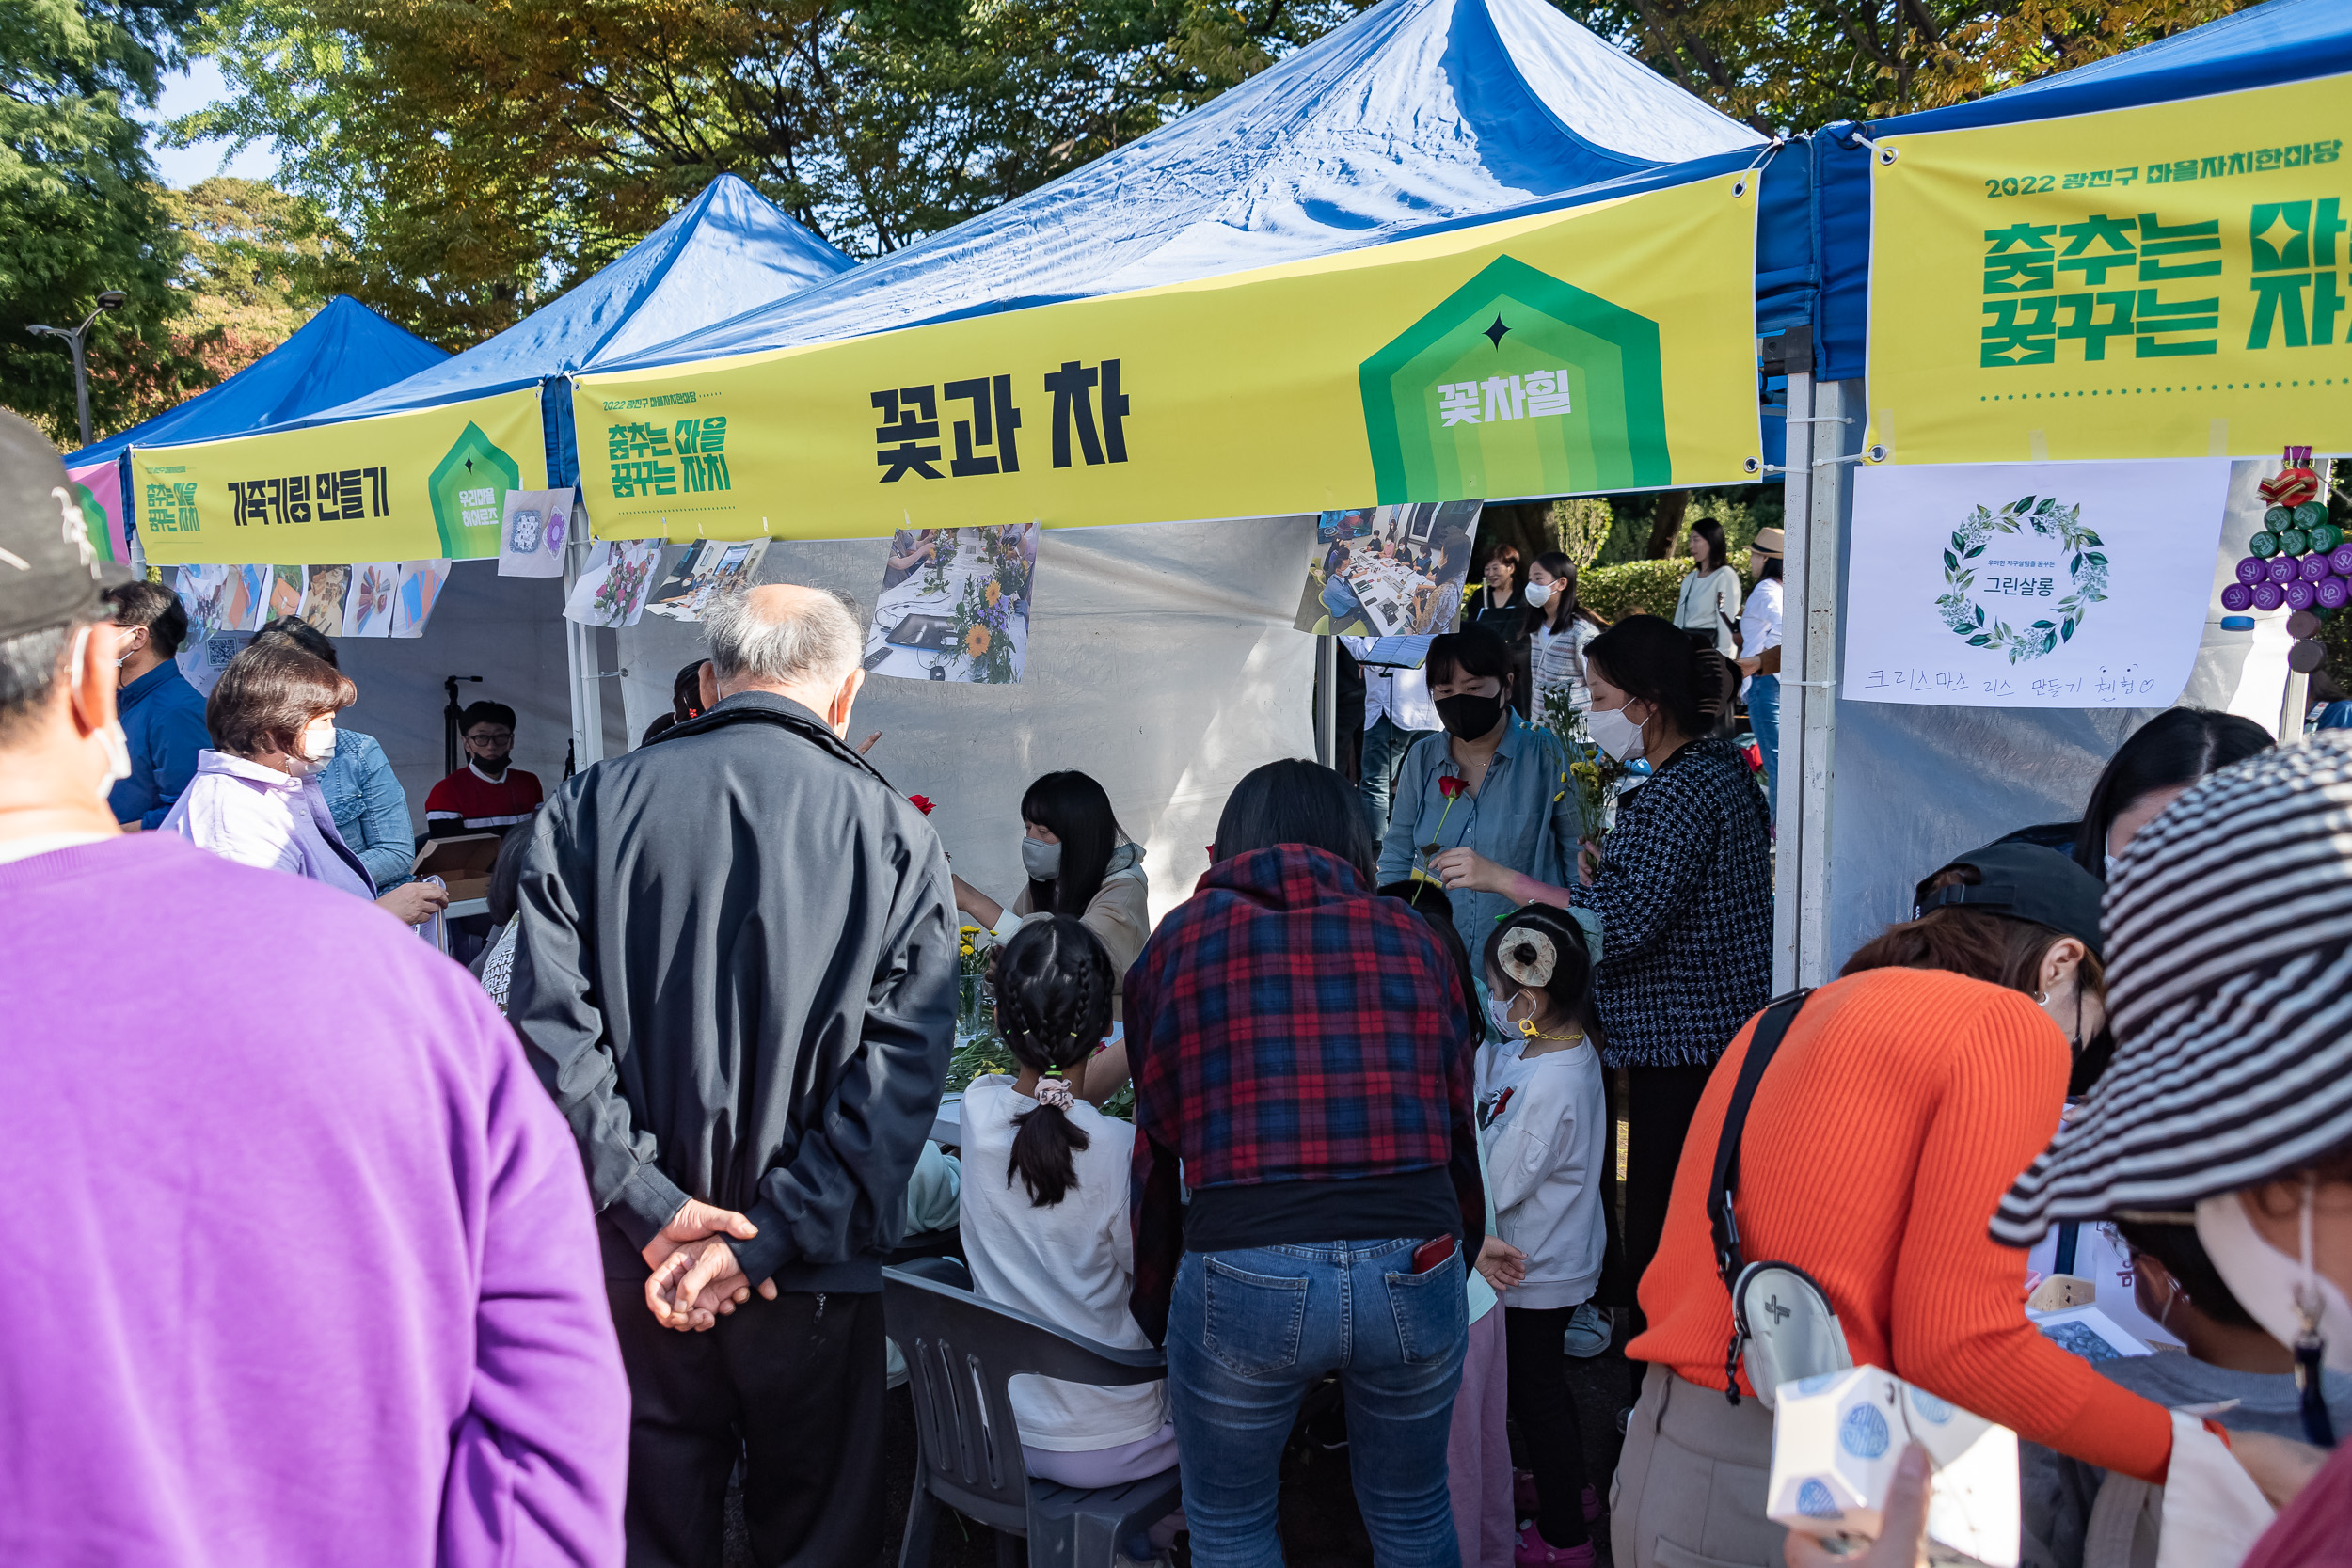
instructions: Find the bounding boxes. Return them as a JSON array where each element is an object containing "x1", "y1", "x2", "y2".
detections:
[{"x1": 464, "y1": 729, "x2": 514, "y2": 746}]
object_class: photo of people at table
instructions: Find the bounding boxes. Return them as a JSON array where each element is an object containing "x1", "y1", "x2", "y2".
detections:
[
  {"x1": 1293, "y1": 500, "x2": 1482, "y2": 637},
  {"x1": 866, "y1": 522, "x2": 1039, "y2": 684}
]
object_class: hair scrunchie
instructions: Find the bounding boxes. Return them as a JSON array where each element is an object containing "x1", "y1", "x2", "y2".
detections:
[
  {"x1": 1500, "y1": 927, "x2": 1558, "y2": 989},
  {"x1": 1032, "y1": 1079, "x2": 1075, "y2": 1111}
]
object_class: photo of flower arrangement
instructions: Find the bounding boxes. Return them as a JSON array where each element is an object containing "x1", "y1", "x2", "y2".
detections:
[{"x1": 864, "y1": 521, "x2": 1037, "y2": 684}]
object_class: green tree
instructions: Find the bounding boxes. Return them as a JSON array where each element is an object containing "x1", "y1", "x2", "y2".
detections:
[
  {"x1": 2, "y1": 0, "x2": 215, "y2": 444},
  {"x1": 181, "y1": 0, "x2": 1373, "y2": 347},
  {"x1": 1553, "y1": 0, "x2": 2245, "y2": 133}
]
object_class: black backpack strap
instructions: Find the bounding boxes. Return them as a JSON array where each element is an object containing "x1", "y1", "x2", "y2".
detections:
[{"x1": 1708, "y1": 989, "x2": 1814, "y2": 1296}]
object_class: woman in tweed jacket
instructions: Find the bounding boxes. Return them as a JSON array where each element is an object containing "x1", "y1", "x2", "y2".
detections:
[{"x1": 1571, "y1": 618, "x2": 1772, "y2": 1390}]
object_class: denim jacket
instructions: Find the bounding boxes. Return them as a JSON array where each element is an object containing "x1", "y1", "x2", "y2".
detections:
[
  {"x1": 318, "y1": 729, "x2": 415, "y2": 890},
  {"x1": 1375, "y1": 712, "x2": 1589, "y2": 963}
]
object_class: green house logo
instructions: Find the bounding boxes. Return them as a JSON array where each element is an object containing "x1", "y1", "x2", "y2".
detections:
[
  {"x1": 1359, "y1": 255, "x2": 1672, "y2": 503},
  {"x1": 429, "y1": 421, "x2": 523, "y2": 560}
]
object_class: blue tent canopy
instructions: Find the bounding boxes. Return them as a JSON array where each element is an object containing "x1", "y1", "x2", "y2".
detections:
[
  {"x1": 68, "y1": 294, "x2": 446, "y2": 467},
  {"x1": 1810, "y1": 0, "x2": 2352, "y2": 383},
  {"x1": 160, "y1": 174, "x2": 857, "y2": 484},
  {"x1": 599, "y1": 0, "x2": 1770, "y2": 375}
]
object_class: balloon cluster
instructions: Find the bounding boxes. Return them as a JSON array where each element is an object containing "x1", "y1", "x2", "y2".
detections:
[
  {"x1": 2223, "y1": 449, "x2": 2339, "y2": 674},
  {"x1": 2222, "y1": 498, "x2": 2344, "y2": 615}
]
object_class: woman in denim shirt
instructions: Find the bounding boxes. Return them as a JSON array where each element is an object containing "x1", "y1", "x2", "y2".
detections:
[
  {"x1": 1375, "y1": 626, "x2": 1587, "y2": 965},
  {"x1": 253, "y1": 619, "x2": 415, "y2": 889}
]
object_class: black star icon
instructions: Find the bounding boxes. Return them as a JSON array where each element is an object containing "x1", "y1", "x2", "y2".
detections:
[
  {"x1": 1483, "y1": 314, "x2": 1511, "y2": 349},
  {"x1": 464, "y1": 456, "x2": 476, "y2": 473}
]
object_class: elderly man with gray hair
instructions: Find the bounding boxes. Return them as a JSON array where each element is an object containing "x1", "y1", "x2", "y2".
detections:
[{"x1": 508, "y1": 582, "x2": 958, "y2": 1568}]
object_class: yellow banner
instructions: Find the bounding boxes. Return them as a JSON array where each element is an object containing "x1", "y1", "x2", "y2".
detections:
[
  {"x1": 1867, "y1": 74, "x2": 2352, "y2": 465},
  {"x1": 130, "y1": 389, "x2": 549, "y2": 565},
  {"x1": 573, "y1": 174, "x2": 1761, "y2": 541}
]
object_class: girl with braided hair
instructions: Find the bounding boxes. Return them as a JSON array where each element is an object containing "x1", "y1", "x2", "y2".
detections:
[
  {"x1": 957, "y1": 915, "x2": 1179, "y2": 1502},
  {"x1": 1477, "y1": 905, "x2": 1608, "y2": 1567}
]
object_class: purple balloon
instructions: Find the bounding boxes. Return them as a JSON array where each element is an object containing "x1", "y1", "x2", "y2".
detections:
[
  {"x1": 2269, "y1": 556, "x2": 2301, "y2": 584},
  {"x1": 2255, "y1": 581, "x2": 2288, "y2": 610},
  {"x1": 2287, "y1": 580, "x2": 2317, "y2": 610},
  {"x1": 2331, "y1": 543, "x2": 2352, "y2": 576},
  {"x1": 2222, "y1": 582, "x2": 2256, "y2": 611},
  {"x1": 2238, "y1": 556, "x2": 2270, "y2": 585},
  {"x1": 2324, "y1": 577, "x2": 2352, "y2": 610},
  {"x1": 2301, "y1": 553, "x2": 2331, "y2": 583}
]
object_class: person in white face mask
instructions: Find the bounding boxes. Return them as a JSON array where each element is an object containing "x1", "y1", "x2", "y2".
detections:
[
  {"x1": 1995, "y1": 736, "x2": 2352, "y2": 1565},
  {"x1": 952, "y1": 768, "x2": 1151, "y2": 1099},
  {"x1": 160, "y1": 641, "x2": 448, "y2": 927}
]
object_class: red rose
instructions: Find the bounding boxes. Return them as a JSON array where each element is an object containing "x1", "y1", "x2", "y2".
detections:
[
  {"x1": 908, "y1": 794, "x2": 936, "y2": 815},
  {"x1": 1437, "y1": 776, "x2": 1467, "y2": 800}
]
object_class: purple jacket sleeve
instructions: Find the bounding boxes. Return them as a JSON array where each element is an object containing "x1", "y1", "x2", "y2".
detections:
[{"x1": 437, "y1": 990, "x2": 631, "y2": 1568}]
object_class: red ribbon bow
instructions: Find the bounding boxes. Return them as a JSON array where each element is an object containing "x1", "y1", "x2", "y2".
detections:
[{"x1": 908, "y1": 794, "x2": 936, "y2": 816}]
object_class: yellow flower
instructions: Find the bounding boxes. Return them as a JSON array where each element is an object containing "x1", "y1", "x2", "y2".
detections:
[
  {"x1": 985, "y1": 580, "x2": 1002, "y2": 607},
  {"x1": 966, "y1": 625, "x2": 992, "y2": 657}
]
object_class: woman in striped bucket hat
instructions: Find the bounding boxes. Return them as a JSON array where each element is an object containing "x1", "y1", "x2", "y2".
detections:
[{"x1": 1995, "y1": 736, "x2": 2352, "y2": 1567}]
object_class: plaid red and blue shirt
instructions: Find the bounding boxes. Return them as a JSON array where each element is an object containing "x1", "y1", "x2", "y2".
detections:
[{"x1": 1125, "y1": 844, "x2": 1484, "y2": 1340}]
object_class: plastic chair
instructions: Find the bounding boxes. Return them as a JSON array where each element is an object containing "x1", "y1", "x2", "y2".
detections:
[{"x1": 884, "y1": 1259, "x2": 1181, "y2": 1568}]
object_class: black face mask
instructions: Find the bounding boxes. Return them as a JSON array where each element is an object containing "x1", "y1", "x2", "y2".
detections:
[{"x1": 1435, "y1": 689, "x2": 1507, "y2": 740}]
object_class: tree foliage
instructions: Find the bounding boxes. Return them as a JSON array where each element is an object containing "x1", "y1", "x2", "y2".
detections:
[
  {"x1": 2, "y1": 0, "x2": 215, "y2": 443},
  {"x1": 1554, "y1": 0, "x2": 2246, "y2": 134},
  {"x1": 183, "y1": 0, "x2": 1374, "y2": 347}
]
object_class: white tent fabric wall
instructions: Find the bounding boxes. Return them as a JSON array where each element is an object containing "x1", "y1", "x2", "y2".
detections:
[
  {"x1": 334, "y1": 562, "x2": 593, "y2": 838},
  {"x1": 1818, "y1": 457, "x2": 2294, "y2": 972},
  {"x1": 613, "y1": 515, "x2": 1320, "y2": 927}
]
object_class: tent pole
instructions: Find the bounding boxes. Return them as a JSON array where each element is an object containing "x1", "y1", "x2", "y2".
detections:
[
  {"x1": 1314, "y1": 634, "x2": 1338, "y2": 768},
  {"x1": 1772, "y1": 368, "x2": 1815, "y2": 993},
  {"x1": 562, "y1": 508, "x2": 599, "y2": 772},
  {"x1": 1791, "y1": 379, "x2": 1855, "y2": 987}
]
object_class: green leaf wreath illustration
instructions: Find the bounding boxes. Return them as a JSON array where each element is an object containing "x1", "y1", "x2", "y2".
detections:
[{"x1": 1934, "y1": 494, "x2": 2108, "y2": 665}]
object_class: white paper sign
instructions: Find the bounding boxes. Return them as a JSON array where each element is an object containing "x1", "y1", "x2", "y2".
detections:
[
  {"x1": 498, "y1": 488, "x2": 575, "y2": 578},
  {"x1": 1844, "y1": 460, "x2": 2229, "y2": 708},
  {"x1": 564, "y1": 540, "x2": 660, "y2": 628}
]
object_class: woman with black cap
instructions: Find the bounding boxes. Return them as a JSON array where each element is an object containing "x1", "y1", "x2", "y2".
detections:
[
  {"x1": 1994, "y1": 737, "x2": 2352, "y2": 1567},
  {"x1": 1611, "y1": 840, "x2": 2176, "y2": 1568}
]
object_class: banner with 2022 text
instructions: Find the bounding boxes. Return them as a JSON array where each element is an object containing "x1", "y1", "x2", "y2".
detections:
[
  {"x1": 1867, "y1": 72, "x2": 2352, "y2": 465},
  {"x1": 128, "y1": 389, "x2": 549, "y2": 566},
  {"x1": 571, "y1": 173, "x2": 1764, "y2": 542}
]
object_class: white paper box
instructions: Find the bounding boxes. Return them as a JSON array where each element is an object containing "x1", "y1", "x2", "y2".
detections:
[{"x1": 1767, "y1": 1365, "x2": 2019, "y2": 1568}]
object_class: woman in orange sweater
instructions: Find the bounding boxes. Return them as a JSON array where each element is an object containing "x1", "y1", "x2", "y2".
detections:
[{"x1": 1610, "y1": 842, "x2": 2175, "y2": 1568}]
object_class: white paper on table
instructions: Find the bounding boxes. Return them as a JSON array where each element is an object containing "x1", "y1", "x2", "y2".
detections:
[
  {"x1": 497, "y1": 488, "x2": 574, "y2": 578},
  {"x1": 2026, "y1": 1304, "x2": 2153, "y2": 1362},
  {"x1": 1843, "y1": 459, "x2": 2230, "y2": 708}
]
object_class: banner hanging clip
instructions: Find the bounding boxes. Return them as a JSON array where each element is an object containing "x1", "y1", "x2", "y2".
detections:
[
  {"x1": 1731, "y1": 137, "x2": 1784, "y2": 198},
  {"x1": 1850, "y1": 131, "x2": 1897, "y2": 166}
]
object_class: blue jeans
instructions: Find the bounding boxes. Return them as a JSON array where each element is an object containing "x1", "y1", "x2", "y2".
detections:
[
  {"x1": 1359, "y1": 717, "x2": 1432, "y2": 839},
  {"x1": 1747, "y1": 673, "x2": 1781, "y2": 821},
  {"x1": 1168, "y1": 1241, "x2": 1467, "y2": 1567}
]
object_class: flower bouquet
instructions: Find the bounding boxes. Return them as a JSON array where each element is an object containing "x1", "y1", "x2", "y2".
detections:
[{"x1": 949, "y1": 570, "x2": 1019, "y2": 683}]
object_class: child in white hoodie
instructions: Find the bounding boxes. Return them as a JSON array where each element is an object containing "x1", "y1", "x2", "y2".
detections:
[{"x1": 1478, "y1": 905, "x2": 1608, "y2": 1568}]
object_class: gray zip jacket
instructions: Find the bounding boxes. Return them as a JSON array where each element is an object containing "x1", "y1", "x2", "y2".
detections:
[{"x1": 506, "y1": 690, "x2": 957, "y2": 1291}]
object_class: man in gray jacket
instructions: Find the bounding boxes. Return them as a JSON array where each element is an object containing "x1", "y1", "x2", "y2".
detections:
[{"x1": 508, "y1": 583, "x2": 957, "y2": 1568}]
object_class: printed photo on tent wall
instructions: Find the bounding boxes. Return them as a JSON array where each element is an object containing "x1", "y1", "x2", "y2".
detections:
[
  {"x1": 389, "y1": 560, "x2": 453, "y2": 638},
  {"x1": 1841, "y1": 459, "x2": 2231, "y2": 710},
  {"x1": 644, "y1": 537, "x2": 771, "y2": 622},
  {"x1": 221, "y1": 564, "x2": 272, "y2": 633},
  {"x1": 564, "y1": 540, "x2": 661, "y2": 628},
  {"x1": 268, "y1": 565, "x2": 306, "y2": 624},
  {"x1": 1293, "y1": 500, "x2": 1481, "y2": 637},
  {"x1": 300, "y1": 566, "x2": 351, "y2": 637},
  {"x1": 864, "y1": 522, "x2": 1037, "y2": 685},
  {"x1": 179, "y1": 631, "x2": 252, "y2": 699},
  {"x1": 343, "y1": 562, "x2": 400, "y2": 638},
  {"x1": 173, "y1": 564, "x2": 231, "y2": 657},
  {"x1": 497, "y1": 487, "x2": 575, "y2": 578}
]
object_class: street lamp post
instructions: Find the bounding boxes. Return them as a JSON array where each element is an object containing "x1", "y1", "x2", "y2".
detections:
[{"x1": 28, "y1": 290, "x2": 129, "y2": 450}]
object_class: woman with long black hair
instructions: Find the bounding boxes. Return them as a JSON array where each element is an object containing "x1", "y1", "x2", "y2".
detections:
[
  {"x1": 953, "y1": 769, "x2": 1151, "y2": 1091},
  {"x1": 1670, "y1": 517, "x2": 1741, "y2": 657},
  {"x1": 2070, "y1": 705, "x2": 2271, "y2": 877},
  {"x1": 1522, "y1": 550, "x2": 1608, "y2": 719}
]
